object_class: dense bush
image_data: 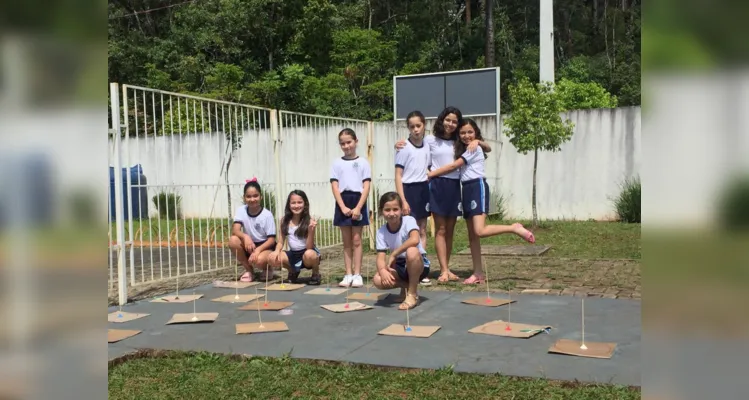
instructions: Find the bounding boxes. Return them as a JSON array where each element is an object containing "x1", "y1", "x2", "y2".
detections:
[
  {"x1": 153, "y1": 192, "x2": 183, "y2": 220},
  {"x1": 718, "y1": 175, "x2": 749, "y2": 231},
  {"x1": 614, "y1": 176, "x2": 641, "y2": 223}
]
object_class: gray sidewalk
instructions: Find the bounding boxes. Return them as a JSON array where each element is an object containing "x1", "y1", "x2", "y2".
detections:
[{"x1": 108, "y1": 283, "x2": 641, "y2": 386}]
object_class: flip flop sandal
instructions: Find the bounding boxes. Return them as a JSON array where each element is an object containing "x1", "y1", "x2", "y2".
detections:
[
  {"x1": 288, "y1": 269, "x2": 300, "y2": 283},
  {"x1": 463, "y1": 274, "x2": 485, "y2": 285},
  {"x1": 398, "y1": 297, "x2": 418, "y2": 310},
  {"x1": 240, "y1": 272, "x2": 253, "y2": 282},
  {"x1": 309, "y1": 273, "x2": 321, "y2": 286}
]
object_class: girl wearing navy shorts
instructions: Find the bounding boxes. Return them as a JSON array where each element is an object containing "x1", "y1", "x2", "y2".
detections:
[
  {"x1": 269, "y1": 190, "x2": 321, "y2": 285},
  {"x1": 396, "y1": 106, "x2": 491, "y2": 283},
  {"x1": 394, "y1": 110, "x2": 432, "y2": 284},
  {"x1": 428, "y1": 118, "x2": 536, "y2": 284},
  {"x1": 330, "y1": 128, "x2": 371, "y2": 288},
  {"x1": 373, "y1": 192, "x2": 430, "y2": 310},
  {"x1": 228, "y1": 179, "x2": 277, "y2": 282}
]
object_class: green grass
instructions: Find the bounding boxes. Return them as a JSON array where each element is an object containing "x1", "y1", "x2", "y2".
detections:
[
  {"x1": 364, "y1": 217, "x2": 641, "y2": 260},
  {"x1": 109, "y1": 351, "x2": 640, "y2": 400}
]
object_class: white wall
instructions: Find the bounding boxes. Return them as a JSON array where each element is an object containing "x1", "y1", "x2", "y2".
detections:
[{"x1": 110, "y1": 107, "x2": 641, "y2": 221}]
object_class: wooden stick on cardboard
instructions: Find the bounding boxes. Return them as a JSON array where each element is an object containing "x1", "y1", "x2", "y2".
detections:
[
  {"x1": 191, "y1": 290, "x2": 198, "y2": 321},
  {"x1": 506, "y1": 290, "x2": 512, "y2": 331},
  {"x1": 405, "y1": 288, "x2": 411, "y2": 331},
  {"x1": 234, "y1": 248, "x2": 240, "y2": 300},
  {"x1": 580, "y1": 298, "x2": 587, "y2": 350},
  {"x1": 255, "y1": 285, "x2": 263, "y2": 328},
  {"x1": 484, "y1": 257, "x2": 491, "y2": 303}
]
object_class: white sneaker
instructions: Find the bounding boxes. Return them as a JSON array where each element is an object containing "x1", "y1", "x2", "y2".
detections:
[
  {"x1": 339, "y1": 274, "x2": 353, "y2": 287},
  {"x1": 420, "y1": 277, "x2": 432, "y2": 286},
  {"x1": 351, "y1": 274, "x2": 364, "y2": 288}
]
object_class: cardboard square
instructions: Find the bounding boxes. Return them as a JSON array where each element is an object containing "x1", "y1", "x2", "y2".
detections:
[
  {"x1": 213, "y1": 280, "x2": 259, "y2": 289},
  {"x1": 378, "y1": 324, "x2": 441, "y2": 338},
  {"x1": 236, "y1": 321, "x2": 289, "y2": 334},
  {"x1": 211, "y1": 294, "x2": 264, "y2": 303},
  {"x1": 462, "y1": 297, "x2": 516, "y2": 307},
  {"x1": 150, "y1": 294, "x2": 203, "y2": 303},
  {"x1": 521, "y1": 289, "x2": 551, "y2": 294},
  {"x1": 305, "y1": 287, "x2": 349, "y2": 295},
  {"x1": 468, "y1": 320, "x2": 552, "y2": 338},
  {"x1": 238, "y1": 301, "x2": 294, "y2": 311},
  {"x1": 108, "y1": 311, "x2": 149, "y2": 323},
  {"x1": 263, "y1": 283, "x2": 305, "y2": 291},
  {"x1": 320, "y1": 302, "x2": 373, "y2": 313},
  {"x1": 108, "y1": 329, "x2": 141, "y2": 343},
  {"x1": 165, "y1": 312, "x2": 219, "y2": 324},
  {"x1": 346, "y1": 292, "x2": 390, "y2": 301},
  {"x1": 548, "y1": 338, "x2": 617, "y2": 359}
]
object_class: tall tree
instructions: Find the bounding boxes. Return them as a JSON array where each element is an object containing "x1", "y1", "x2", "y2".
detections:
[{"x1": 484, "y1": 0, "x2": 495, "y2": 66}]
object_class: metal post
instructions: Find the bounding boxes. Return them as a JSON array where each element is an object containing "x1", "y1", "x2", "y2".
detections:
[
  {"x1": 366, "y1": 121, "x2": 376, "y2": 249},
  {"x1": 111, "y1": 83, "x2": 128, "y2": 306},
  {"x1": 271, "y1": 109, "x2": 284, "y2": 222}
]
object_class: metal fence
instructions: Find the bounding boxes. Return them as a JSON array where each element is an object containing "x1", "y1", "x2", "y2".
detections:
[{"x1": 109, "y1": 83, "x2": 505, "y2": 305}]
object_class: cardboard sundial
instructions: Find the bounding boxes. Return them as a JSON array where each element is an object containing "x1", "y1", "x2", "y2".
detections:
[
  {"x1": 346, "y1": 291, "x2": 390, "y2": 301},
  {"x1": 378, "y1": 324, "x2": 441, "y2": 338},
  {"x1": 151, "y1": 294, "x2": 203, "y2": 303},
  {"x1": 462, "y1": 297, "x2": 515, "y2": 307},
  {"x1": 321, "y1": 301, "x2": 373, "y2": 313},
  {"x1": 108, "y1": 311, "x2": 150, "y2": 323},
  {"x1": 305, "y1": 287, "x2": 349, "y2": 295},
  {"x1": 263, "y1": 283, "x2": 305, "y2": 291},
  {"x1": 548, "y1": 339, "x2": 616, "y2": 359},
  {"x1": 547, "y1": 298, "x2": 617, "y2": 359},
  {"x1": 213, "y1": 280, "x2": 259, "y2": 289},
  {"x1": 236, "y1": 321, "x2": 289, "y2": 334},
  {"x1": 469, "y1": 320, "x2": 552, "y2": 338},
  {"x1": 166, "y1": 313, "x2": 219, "y2": 324},
  {"x1": 108, "y1": 329, "x2": 141, "y2": 343},
  {"x1": 239, "y1": 300, "x2": 294, "y2": 311},
  {"x1": 211, "y1": 294, "x2": 265, "y2": 303}
]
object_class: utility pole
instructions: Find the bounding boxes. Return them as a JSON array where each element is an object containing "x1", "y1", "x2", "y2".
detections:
[
  {"x1": 484, "y1": 0, "x2": 494, "y2": 67},
  {"x1": 539, "y1": 0, "x2": 554, "y2": 84}
]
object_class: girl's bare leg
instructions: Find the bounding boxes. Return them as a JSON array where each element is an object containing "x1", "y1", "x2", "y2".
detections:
[
  {"x1": 464, "y1": 218, "x2": 484, "y2": 278},
  {"x1": 351, "y1": 226, "x2": 363, "y2": 275},
  {"x1": 416, "y1": 218, "x2": 428, "y2": 250},
  {"x1": 340, "y1": 226, "x2": 353, "y2": 276},
  {"x1": 472, "y1": 215, "x2": 535, "y2": 242},
  {"x1": 228, "y1": 236, "x2": 252, "y2": 275}
]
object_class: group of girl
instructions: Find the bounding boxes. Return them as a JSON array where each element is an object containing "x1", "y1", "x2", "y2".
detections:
[{"x1": 229, "y1": 107, "x2": 535, "y2": 311}]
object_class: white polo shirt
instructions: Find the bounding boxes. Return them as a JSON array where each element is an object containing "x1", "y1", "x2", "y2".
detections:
[
  {"x1": 233, "y1": 206, "x2": 276, "y2": 243},
  {"x1": 330, "y1": 156, "x2": 372, "y2": 192},
  {"x1": 375, "y1": 216, "x2": 427, "y2": 258},
  {"x1": 395, "y1": 139, "x2": 431, "y2": 183}
]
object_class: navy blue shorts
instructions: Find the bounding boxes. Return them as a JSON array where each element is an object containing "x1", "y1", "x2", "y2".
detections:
[
  {"x1": 461, "y1": 178, "x2": 490, "y2": 218},
  {"x1": 286, "y1": 248, "x2": 321, "y2": 271},
  {"x1": 394, "y1": 255, "x2": 430, "y2": 282},
  {"x1": 428, "y1": 177, "x2": 462, "y2": 217},
  {"x1": 402, "y1": 181, "x2": 430, "y2": 220},
  {"x1": 243, "y1": 240, "x2": 268, "y2": 258},
  {"x1": 333, "y1": 191, "x2": 370, "y2": 226}
]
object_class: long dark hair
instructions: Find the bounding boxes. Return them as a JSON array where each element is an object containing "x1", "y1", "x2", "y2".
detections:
[
  {"x1": 281, "y1": 190, "x2": 311, "y2": 239},
  {"x1": 454, "y1": 118, "x2": 488, "y2": 160},
  {"x1": 243, "y1": 180, "x2": 262, "y2": 197},
  {"x1": 433, "y1": 106, "x2": 463, "y2": 140}
]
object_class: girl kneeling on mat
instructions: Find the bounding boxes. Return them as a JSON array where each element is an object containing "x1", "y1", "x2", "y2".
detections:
[
  {"x1": 427, "y1": 118, "x2": 535, "y2": 285},
  {"x1": 270, "y1": 190, "x2": 322, "y2": 285},
  {"x1": 373, "y1": 192, "x2": 431, "y2": 311}
]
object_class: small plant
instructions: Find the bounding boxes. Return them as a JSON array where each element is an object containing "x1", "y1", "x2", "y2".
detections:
[
  {"x1": 614, "y1": 176, "x2": 641, "y2": 223},
  {"x1": 491, "y1": 192, "x2": 507, "y2": 221},
  {"x1": 153, "y1": 192, "x2": 183, "y2": 220},
  {"x1": 717, "y1": 175, "x2": 749, "y2": 231}
]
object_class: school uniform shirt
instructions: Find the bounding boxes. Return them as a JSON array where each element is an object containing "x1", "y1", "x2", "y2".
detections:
[
  {"x1": 394, "y1": 139, "x2": 431, "y2": 183},
  {"x1": 375, "y1": 216, "x2": 427, "y2": 258},
  {"x1": 286, "y1": 223, "x2": 307, "y2": 251},
  {"x1": 459, "y1": 146, "x2": 486, "y2": 182},
  {"x1": 330, "y1": 156, "x2": 372, "y2": 192},
  {"x1": 425, "y1": 135, "x2": 460, "y2": 180},
  {"x1": 233, "y1": 206, "x2": 276, "y2": 243}
]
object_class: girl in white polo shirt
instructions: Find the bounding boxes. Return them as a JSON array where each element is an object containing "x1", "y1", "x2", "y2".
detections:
[
  {"x1": 228, "y1": 179, "x2": 277, "y2": 282},
  {"x1": 428, "y1": 118, "x2": 536, "y2": 285},
  {"x1": 330, "y1": 128, "x2": 371, "y2": 288},
  {"x1": 269, "y1": 190, "x2": 322, "y2": 285}
]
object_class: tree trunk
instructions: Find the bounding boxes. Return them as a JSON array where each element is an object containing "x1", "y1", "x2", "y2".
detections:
[
  {"x1": 484, "y1": 0, "x2": 495, "y2": 67},
  {"x1": 532, "y1": 147, "x2": 538, "y2": 228},
  {"x1": 368, "y1": 0, "x2": 372, "y2": 29},
  {"x1": 466, "y1": 0, "x2": 471, "y2": 24}
]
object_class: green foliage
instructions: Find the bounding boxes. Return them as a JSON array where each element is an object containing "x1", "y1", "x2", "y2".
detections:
[
  {"x1": 717, "y1": 175, "x2": 749, "y2": 231},
  {"x1": 556, "y1": 78, "x2": 618, "y2": 110},
  {"x1": 109, "y1": 0, "x2": 641, "y2": 120},
  {"x1": 614, "y1": 176, "x2": 641, "y2": 223},
  {"x1": 153, "y1": 192, "x2": 183, "y2": 220},
  {"x1": 504, "y1": 78, "x2": 575, "y2": 155}
]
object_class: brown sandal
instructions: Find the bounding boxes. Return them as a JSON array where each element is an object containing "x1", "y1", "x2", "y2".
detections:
[{"x1": 398, "y1": 295, "x2": 418, "y2": 310}]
